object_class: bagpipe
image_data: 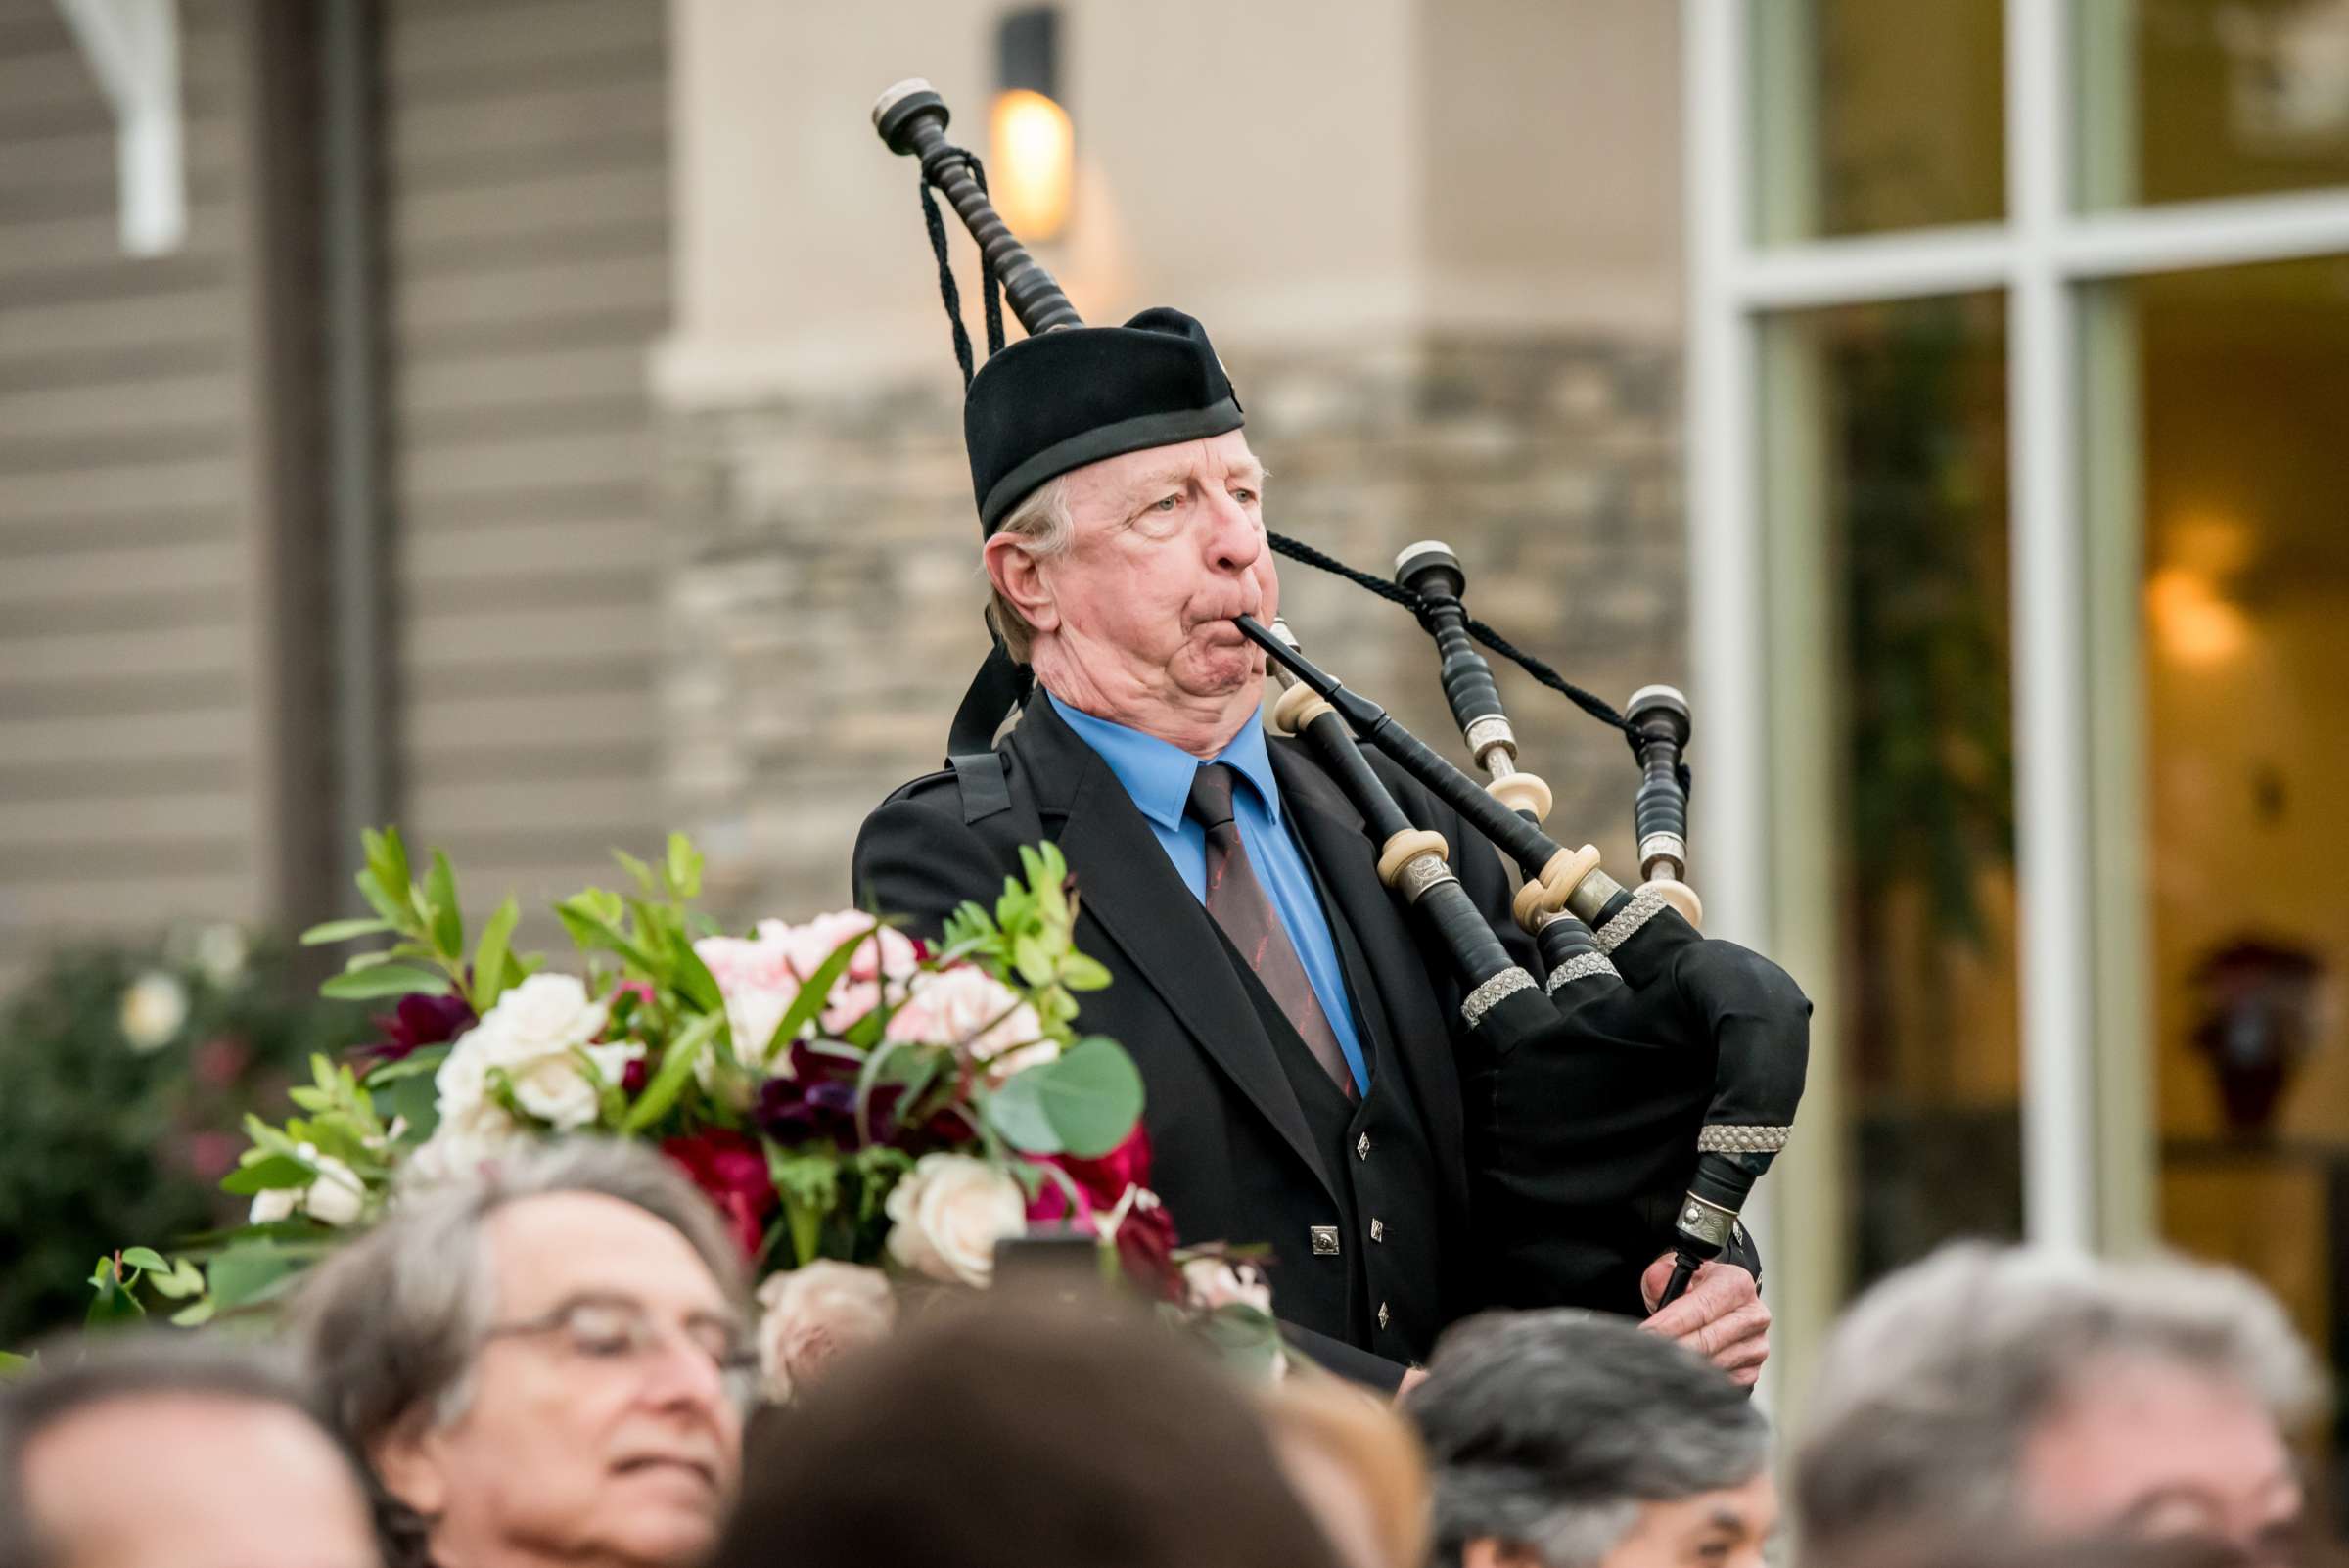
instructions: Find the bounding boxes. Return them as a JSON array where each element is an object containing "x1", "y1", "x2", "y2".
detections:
[{"x1": 873, "y1": 79, "x2": 1809, "y2": 1314}]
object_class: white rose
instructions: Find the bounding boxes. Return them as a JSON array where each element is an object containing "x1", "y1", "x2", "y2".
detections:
[
  {"x1": 883, "y1": 1153, "x2": 1027, "y2": 1288},
  {"x1": 118, "y1": 971, "x2": 189, "y2": 1053},
  {"x1": 248, "y1": 1144, "x2": 367, "y2": 1228},
  {"x1": 884, "y1": 967, "x2": 1054, "y2": 1084},
  {"x1": 755, "y1": 1262, "x2": 898, "y2": 1402},
  {"x1": 439, "y1": 974, "x2": 616, "y2": 1130},
  {"x1": 400, "y1": 1104, "x2": 524, "y2": 1191},
  {"x1": 1181, "y1": 1258, "x2": 1274, "y2": 1316},
  {"x1": 472, "y1": 973, "x2": 610, "y2": 1061}
]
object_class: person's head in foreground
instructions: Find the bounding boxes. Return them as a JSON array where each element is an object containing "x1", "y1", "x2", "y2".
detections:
[
  {"x1": 1796, "y1": 1242, "x2": 2324, "y2": 1568},
  {"x1": 1262, "y1": 1376, "x2": 1433, "y2": 1568},
  {"x1": 289, "y1": 1137, "x2": 752, "y2": 1568},
  {"x1": 1405, "y1": 1309, "x2": 1775, "y2": 1568},
  {"x1": 0, "y1": 1334, "x2": 379, "y2": 1568},
  {"x1": 712, "y1": 1288, "x2": 1347, "y2": 1568}
]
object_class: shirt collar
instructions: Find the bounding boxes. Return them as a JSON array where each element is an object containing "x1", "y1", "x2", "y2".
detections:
[{"x1": 1045, "y1": 689, "x2": 1283, "y2": 833}]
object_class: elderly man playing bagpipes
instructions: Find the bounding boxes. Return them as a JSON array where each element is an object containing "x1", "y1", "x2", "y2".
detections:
[{"x1": 852, "y1": 84, "x2": 1810, "y2": 1392}]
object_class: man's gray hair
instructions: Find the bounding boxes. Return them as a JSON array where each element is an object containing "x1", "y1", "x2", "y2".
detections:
[
  {"x1": 1795, "y1": 1242, "x2": 2325, "y2": 1565},
  {"x1": 1405, "y1": 1309, "x2": 1771, "y2": 1568},
  {"x1": 287, "y1": 1136, "x2": 747, "y2": 1567},
  {"x1": 0, "y1": 1334, "x2": 360, "y2": 1568},
  {"x1": 986, "y1": 474, "x2": 1074, "y2": 665}
]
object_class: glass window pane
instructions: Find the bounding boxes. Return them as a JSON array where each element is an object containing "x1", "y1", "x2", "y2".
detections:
[
  {"x1": 2104, "y1": 254, "x2": 2349, "y2": 1532},
  {"x1": 1764, "y1": 294, "x2": 2021, "y2": 1292},
  {"x1": 1752, "y1": 0, "x2": 2005, "y2": 242},
  {"x1": 2078, "y1": 0, "x2": 2349, "y2": 208}
]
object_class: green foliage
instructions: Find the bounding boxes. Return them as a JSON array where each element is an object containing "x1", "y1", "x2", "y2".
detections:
[
  {"x1": 984, "y1": 1038, "x2": 1145, "y2": 1158},
  {"x1": 941, "y1": 841, "x2": 1108, "y2": 1041},
  {"x1": 0, "y1": 935, "x2": 368, "y2": 1348}
]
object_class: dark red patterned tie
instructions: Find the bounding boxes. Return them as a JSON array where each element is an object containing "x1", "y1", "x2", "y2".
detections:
[{"x1": 1185, "y1": 763, "x2": 1357, "y2": 1100}]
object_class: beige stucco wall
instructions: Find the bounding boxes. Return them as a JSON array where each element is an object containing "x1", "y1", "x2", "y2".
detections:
[{"x1": 658, "y1": 0, "x2": 1681, "y2": 401}]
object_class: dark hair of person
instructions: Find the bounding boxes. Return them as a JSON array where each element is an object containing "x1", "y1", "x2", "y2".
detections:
[
  {"x1": 713, "y1": 1290, "x2": 1346, "y2": 1568},
  {"x1": 0, "y1": 1333, "x2": 364, "y2": 1568},
  {"x1": 1405, "y1": 1309, "x2": 1771, "y2": 1568}
]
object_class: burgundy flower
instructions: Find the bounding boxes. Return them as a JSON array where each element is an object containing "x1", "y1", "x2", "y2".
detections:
[
  {"x1": 361, "y1": 992, "x2": 475, "y2": 1064},
  {"x1": 662, "y1": 1130, "x2": 776, "y2": 1262},
  {"x1": 756, "y1": 1073, "x2": 913, "y2": 1149},
  {"x1": 1026, "y1": 1123, "x2": 1156, "y2": 1222},
  {"x1": 620, "y1": 1056, "x2": 649, "y2": 1096},
  {"x1": 1111, "y1": 1196, "x2": 1183, "y2": 1302}
]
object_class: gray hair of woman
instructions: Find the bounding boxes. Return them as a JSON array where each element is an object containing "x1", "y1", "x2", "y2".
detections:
[
  {"x1": 1404, "y1": 1309, "x2": 1772, "y2": 1568},
  {"x1": 284, "y1": 1137, "x2": 748, "y2": 1568},
  {"x1": 1794, "y1": 1242, "x2": 2325, "y2": 1566}
]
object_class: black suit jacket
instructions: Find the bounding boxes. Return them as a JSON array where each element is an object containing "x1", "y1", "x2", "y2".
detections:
[{"x1": 853, "y1": 690, "x2": 1545, "y2": 1387}]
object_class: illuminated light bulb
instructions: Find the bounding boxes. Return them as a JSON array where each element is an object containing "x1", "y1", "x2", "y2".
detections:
[
  {"x1": 990, "y1": 87, "x2": 1073, "y2": 242},
  {"x1": 2145, "y1": 566, "x2": 2249, "y2": 667}
]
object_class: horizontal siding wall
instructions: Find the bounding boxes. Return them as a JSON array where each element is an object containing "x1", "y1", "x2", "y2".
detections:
[
  {"x1": 0, "y1": 0, "x2": 262, "y2": 981},
  {"x1": 381, "y1": 0, "x2": 670, "y2": 928}
]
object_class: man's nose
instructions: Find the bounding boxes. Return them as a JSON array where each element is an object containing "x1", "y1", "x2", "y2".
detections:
[{"x1": 1201, "y1": 487, "x2": 1261, "y2": 573}]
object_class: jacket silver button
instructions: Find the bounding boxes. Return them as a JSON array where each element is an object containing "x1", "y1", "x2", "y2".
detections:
[
  {"x1": 1356, "y1": 1132, "x2": 1371, "y2": 1161},
  {"x1": 1310, "y1": 1225, "x2": 1341, "y2": 1256},
  {"x1": 1377, "y1": 1302, "x2": 1390, "y2": 1330},
  {"x1": 1369, "y1": 1219, "x2": 1385, "y2": 1243}
]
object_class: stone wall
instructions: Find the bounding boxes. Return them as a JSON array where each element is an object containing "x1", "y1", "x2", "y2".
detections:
[{"x1": 659, "y1": 332, "x2": 1687, "y2": 924}]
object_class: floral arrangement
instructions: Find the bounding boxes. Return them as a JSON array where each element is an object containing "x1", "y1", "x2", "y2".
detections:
[{"x1": 86, "y1": 830, "x2": 1281, "y2": 1394}]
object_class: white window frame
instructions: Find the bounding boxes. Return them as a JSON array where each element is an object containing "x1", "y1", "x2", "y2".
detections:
[{"x1": 1683, "y1": 0, "x2": 2349, "y2": 1286}]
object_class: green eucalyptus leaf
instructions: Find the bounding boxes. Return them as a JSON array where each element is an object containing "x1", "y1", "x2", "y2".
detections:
[
  {"x1": 169, "y1": 1300, "x2": 217, "y2": 1327},
  {"x1": 1031, "y1": 1037, "x2": 1143, "y2": 1158},
  {"x1": 983, "y1": 1072, "x2": 1062, "y2": 1155},
  {"x1": 320, "y1": 964, "x2": 447, "y2": 1001},
  {"x1": 119, "y1": 1246, "x2": 169, "y2": 1273}
]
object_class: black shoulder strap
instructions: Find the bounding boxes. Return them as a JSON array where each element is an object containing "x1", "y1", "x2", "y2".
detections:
[
  {"x1": 947, "y1": 635, "x2": 1034, "y2": 755},
  {"x1": 947, "y1": 749, "x2": 1013, "y2": 824}
]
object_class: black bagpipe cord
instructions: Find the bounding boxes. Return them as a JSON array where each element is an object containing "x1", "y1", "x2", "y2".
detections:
[{"x1": 918, "y1": 163, "x2": 1689, "y2": 795}]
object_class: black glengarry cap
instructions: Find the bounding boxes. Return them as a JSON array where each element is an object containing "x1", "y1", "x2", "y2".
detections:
[{"x1": 964, "y1": 306, "x2": 1243, "y2": 533}]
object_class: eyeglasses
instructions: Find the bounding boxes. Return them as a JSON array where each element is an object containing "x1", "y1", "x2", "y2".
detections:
[{"x1": 484, "y1": 1294, "x2": 761, "y2": 1408}]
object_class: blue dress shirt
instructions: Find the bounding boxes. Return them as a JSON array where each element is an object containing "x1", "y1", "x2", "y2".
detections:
[{"x1": 1047, "y1": 691, "x2": 1371, "y2": 1094}]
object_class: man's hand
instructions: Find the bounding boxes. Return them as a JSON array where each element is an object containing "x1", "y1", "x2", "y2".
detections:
[{"x1": 1639, "y1": 1253, "x2": 1769, "y2": 1386}]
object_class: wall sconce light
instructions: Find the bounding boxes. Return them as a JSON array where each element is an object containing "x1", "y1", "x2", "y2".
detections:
[{"x1": 991, "y1": 6, "x2": 1072, "y2": 242}]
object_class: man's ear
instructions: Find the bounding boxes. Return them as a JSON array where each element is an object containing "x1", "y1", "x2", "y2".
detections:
[
  {"x1": 983, "y1": 533, "x2": 1059, "y2": 636},
  {"x1": 1462, "y1": 1541, "x2": 1546, "y2": 1568},
  {"x1": 369, "y1": 1414, "x2": 450, "y2": 1520}
]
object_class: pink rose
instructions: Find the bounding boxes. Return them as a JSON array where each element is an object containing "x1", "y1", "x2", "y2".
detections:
[
  {"x1": 788, "y1": 911, "x2": 922, "y2": 986},
  {"x1": 754, "y1": 1261, "x2": 897, "y2": 1402},
  {"x1": 884, "y1": 966, "x2": 1052, "y2": 1083}
]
